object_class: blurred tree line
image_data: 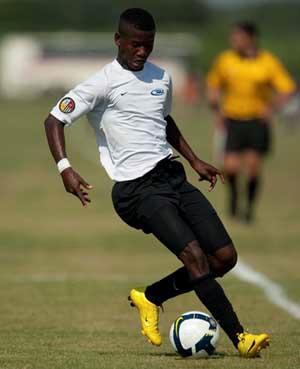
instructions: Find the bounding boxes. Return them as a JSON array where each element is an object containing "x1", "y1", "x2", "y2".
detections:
[
  {"x1": 0, "y1": 0, "x2": 299, "y2": 78},
  {"x1": 0, "y1": 0, "x2": 209, "y2": 32}
]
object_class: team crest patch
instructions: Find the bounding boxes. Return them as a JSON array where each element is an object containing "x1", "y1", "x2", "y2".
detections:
[{"x1": 59, "y1": 97, "x2": 75, "y2": 113}]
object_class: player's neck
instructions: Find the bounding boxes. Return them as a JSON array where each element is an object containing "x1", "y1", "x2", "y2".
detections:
[
  {"x1": 116, "y1": 56, "x2": 130, "y2": 70},
  {"x1": 238, "y1": 47, "x2": 258, "y2": 59},
  {"x1": 116, "y1": 56, "x2": 144, "y2": 72}
]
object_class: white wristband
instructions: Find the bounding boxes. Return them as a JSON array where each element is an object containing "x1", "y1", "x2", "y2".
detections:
[{"x1": 57, "y1": 158, "x2": 71, "y2": 174}]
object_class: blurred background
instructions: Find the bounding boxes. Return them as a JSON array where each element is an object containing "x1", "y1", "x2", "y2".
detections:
[
  {"x1": 1, "y1": 1, "x2": 300, "y2": 369},
  {"x1": 1, "y1": 0, "x2": 300, "y2": 101}
]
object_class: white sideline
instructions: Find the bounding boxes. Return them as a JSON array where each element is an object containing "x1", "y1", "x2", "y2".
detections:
[{"x1": 232, "y1": 259, "x2": 300, "y2": 320}]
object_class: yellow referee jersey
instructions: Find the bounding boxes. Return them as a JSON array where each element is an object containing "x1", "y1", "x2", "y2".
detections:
[{"x1": 207, "y1": 49, "x2": 296, "y2": 120}]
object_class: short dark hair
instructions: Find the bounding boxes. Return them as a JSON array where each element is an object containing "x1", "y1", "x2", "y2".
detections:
[
  {"x1": 118, "y1": 8, "x2": 156, "y2": 34},
  {"x1": 234, "y1": 21, "x2": 259, "y2": 37}
]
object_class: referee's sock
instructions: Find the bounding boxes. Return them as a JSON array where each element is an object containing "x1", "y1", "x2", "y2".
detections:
[
  {"x1": 145, "y1": 267, "x2": 192, "y2": 306},
  {"x1": 193, "y1": 277, "x2": 243, "y2": 347},
  {"x1": 246, "y1": 176, "x2": 260, "y2": 221}
]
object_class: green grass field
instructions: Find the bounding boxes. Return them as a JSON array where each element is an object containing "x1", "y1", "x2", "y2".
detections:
[{"x1": 1, "y1": 98, "x2": 300, "y2": 369}]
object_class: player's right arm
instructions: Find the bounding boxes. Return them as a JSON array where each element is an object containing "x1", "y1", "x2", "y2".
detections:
[
  {"x1": 44, "y1": 114, "x2": 93, "y2": 206},
  {"x1": 206, "y1": 54, "x2": 225, "y2": 130},
  {"x1": 44, "y1": 69, "x2": 108, "y2": 206}
]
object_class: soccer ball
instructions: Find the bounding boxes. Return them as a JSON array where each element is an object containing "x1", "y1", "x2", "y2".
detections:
[{"x1": 169, "y1": 311, "x2": 220, "y2": 358}]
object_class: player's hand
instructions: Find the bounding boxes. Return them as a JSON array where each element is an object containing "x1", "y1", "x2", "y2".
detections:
[
  {"x1": 60, "y1": 167, "x2": 93, "y2": 206},
  {"x1": 190, "y1": 159, "x2": 225, "y2": 191},
  {"x1": 260, "y1": 106, "x2": 273, "y2": 123},
  {"x1": 214, "y1": 111, "x2": 226, "y2": 131}
]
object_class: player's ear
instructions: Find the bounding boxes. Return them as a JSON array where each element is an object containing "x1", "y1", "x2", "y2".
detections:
[{"x1": 114, "y1": 32, "x2": 121, "y2": 47}]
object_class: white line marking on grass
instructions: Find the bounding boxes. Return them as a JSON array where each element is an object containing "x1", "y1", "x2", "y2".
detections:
[{"x1": 232, "y1": 259, "x2": 300, "y2": 320}]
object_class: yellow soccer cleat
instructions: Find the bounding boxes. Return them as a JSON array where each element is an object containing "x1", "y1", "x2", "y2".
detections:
[
  {"x1": 128, "y1": 287, "x2": 162, "y2": 346},
  {"x1": 237, "y1": 332, "x2": 270, "y2": 358}
]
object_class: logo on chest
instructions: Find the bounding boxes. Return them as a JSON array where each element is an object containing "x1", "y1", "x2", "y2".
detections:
[{"x1": 151, "y1": 88, "x2": 164, "y2": 96}]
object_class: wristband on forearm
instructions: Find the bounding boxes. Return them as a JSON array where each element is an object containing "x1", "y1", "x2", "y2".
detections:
[{"x1": 57, "y1": 158, "x2": 71, "y2": 174}]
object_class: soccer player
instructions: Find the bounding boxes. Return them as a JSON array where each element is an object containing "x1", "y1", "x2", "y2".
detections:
[
  {"x1": 44, "y1": 9, "x2": 269, "y2": 357},
  {"x1": 207, "y1": 22, "x2": 295, "y2": 222}
]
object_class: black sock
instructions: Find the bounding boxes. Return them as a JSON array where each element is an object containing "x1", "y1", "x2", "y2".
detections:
[
  {"x1": 246, "y1": 176, "x2": 260, "y2": 219},
  {"x1": 193, "y1": 277, "x2": 243, "y2": 347},
  {"x1": 227, "y1": 174, "x2": 238, "y2": 216},
  {"x1": 145, "y1": 267, "x2": 193, "y2": 306}
]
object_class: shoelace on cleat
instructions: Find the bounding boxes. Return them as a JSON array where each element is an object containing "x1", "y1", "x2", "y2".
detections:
[{"x1": 237, "y1": 331, "x2": 249, "y2": 343}]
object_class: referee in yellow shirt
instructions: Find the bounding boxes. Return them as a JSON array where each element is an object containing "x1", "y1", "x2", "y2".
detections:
[{"x1": 207, "y1": 21, "x2": 295, "y2": 222}]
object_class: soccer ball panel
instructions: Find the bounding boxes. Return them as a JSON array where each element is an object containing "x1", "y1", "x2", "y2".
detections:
[
  {"x1": 180, "y1": 319, "x2": 210, "y2": 349},
  {"x1": 169, "y1": 311, "x2": 220, "y2": 358}
]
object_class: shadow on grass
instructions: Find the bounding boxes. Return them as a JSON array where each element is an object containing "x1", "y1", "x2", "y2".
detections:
[
  {"x1": 95, "y1": 350, "x2": 239, "y2": 360},
  {"x1": 146, "y1": 351, "x2": 238, "y2": 359}
]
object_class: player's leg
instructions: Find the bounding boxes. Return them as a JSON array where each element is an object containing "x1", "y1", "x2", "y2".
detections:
[
  {"x1": 135, "y1": 199, "x2": 245, "y2": 348},
  {"x1": 223, "y1": 119, "x2": 244, "y2": 218},
  {"x1": 172, "y1": 182, "x2": 245, "y2": 347},
  {"x1": 242, "y1": 120, "x2": 271, "y2": 222},
  {"x1": 130, "y1": 195, "x2": 236, "y2": 347},
  {"x1": 111, "y1": 160, "x2": 195, "y2": 346},
  {"x1": 176, "y1": 180, "x2": 269, "y2": 354},
  {"x1": 243, "y1": 149, "x2": 262, "y2": 222},
  {"x1": 224, "y1": 152, "x2": 242, "y2": 218},
  {"x1": 139, "y1": 186, "x2": 236, "y2": 300},
  {"x1": 212, "y1": 125, "x2": 226, "y2": 166},
  {"x1": 128, "y1": 200, "x2": 197, "y2": 346}
]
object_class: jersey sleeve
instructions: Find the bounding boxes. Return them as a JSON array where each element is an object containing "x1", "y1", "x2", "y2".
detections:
[
  {"x1": 50, "y1": 70, "x2": 108, "y2": 126},
  {"x1": 206, "y1": 54, "x2": 224, "y2": 89},
  {"x1": 164, "y1": 74, "x2": 173, "y2": 117},
  {"x1": 268, "y1": 54, "x2": 296, "y2": 94}
]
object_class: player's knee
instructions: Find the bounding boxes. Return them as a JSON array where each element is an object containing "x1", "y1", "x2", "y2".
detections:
[
  {"x1": 178, "y1": 241, "x2": 209, "y2": 279},
  {"x1": 227, "y1": 245, "x2": 238, "y2": 270},
  {"x1": 217, "y1": 243, "x2": 238, "y2": 273},
  {"x1": 224, "y1": 155, "x2": 241, "y2": 174}
]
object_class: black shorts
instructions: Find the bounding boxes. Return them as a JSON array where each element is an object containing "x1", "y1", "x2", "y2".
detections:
[
  {"x1": 112, "y1": 157, "x2": 232, "y2": 256},
  {"x1": 225, "y1": 118, "x2": 271, "y2": 155}
]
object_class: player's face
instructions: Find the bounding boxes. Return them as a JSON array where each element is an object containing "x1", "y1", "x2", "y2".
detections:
[
  {"x1": 230, "y1": 28, "x2": 255, "y2": 54},
  {"x1": 115, "y1": 26, "x2": 155, "y2": 71}
]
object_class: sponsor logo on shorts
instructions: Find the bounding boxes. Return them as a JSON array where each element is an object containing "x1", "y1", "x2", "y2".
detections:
[
  {"x1": 151, "y1": 88, "x2": 164, "y2": 96},
  {"x1": 59, "y1": 97, "x2": 75, "y2": 113}
]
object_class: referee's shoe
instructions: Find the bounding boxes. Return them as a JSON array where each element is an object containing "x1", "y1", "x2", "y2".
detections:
[{"x1": 128, "y1": 287, "x2": 162, "y2": 346}]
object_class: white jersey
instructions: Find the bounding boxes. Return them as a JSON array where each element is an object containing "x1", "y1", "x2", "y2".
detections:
[{"x1": 50, "y1": 59, "x2": 173, "y2": 181}]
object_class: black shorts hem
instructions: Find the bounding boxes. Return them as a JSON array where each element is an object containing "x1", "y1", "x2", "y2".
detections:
[{"x1": 225, "y1": 118, "x2": 271, "y2": 155}]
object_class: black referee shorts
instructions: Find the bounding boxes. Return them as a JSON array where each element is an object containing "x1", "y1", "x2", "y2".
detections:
[
  {"x1": 225, "y1": 118, "x2": 271, "y2": 155},
  {"x1": 112, "y1": 157, "x2": 232, "y2": 256}
]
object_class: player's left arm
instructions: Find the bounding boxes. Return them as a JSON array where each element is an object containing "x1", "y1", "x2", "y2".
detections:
[
  {"x1": 165, "y1": 115, "x2": 224, "y2": 191},
  {"x1": 262, "y1": 55, "x2": 296, "y2": 121},
  {"x1": 262, "y1": 94, "x2": 293, "y2": 122}
]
